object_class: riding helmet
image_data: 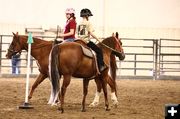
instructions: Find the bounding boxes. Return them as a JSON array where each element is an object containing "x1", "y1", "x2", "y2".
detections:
[
  {"x1": 65, "y1": 8, "x2": 75, "y2": 14},
  {"x1": 80, "y1": 8, "x2": 93, "y2": 17}
]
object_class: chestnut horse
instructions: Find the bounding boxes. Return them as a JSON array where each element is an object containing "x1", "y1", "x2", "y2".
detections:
[
  {"x1": 5, "y1": 32, "x2": 125, "y2": 107},
  {"x1": 49, "y1": 33, "x2": 125, "y2": 113}
]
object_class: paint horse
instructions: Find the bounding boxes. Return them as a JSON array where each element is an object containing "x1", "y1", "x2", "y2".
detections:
[
  {"x1": 5, "y1": 32, "x2": 125, "y2": 108},
  {"x1": 49, "y1": 33, "x2": 125, "y2": 113}
]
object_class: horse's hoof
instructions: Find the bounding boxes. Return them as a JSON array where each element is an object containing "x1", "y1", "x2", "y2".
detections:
[
  {"x1": 89, "y1": 102, "x2": 99, "y2": 107},
  {"x1": 112, "y1": 101, "x2": 118, "y2": 108},
  {"x1": 51, "y1": 103, "x2": 58, "y2": 106},
  {"x1": 112, "y1": 100, "x2": 118, "y2": 106},
  {"x1": 61, "y1": 109, "x2": 64, "y2": 113},
  {"x1": 114, "y1": 104, "x2": 118, "y2": 108},
  {"x1": 58, "y1": 107, "x2": 64, "y2": 113},
  {"x1": 105, "y1": 108, "x2": 110, "y2": 111},
  {"x1": 28, "y1": 96, "x2": 32, "y2": 100},
  {"x1": 81, "y1": 109, "x2": 86, "y2": 112}
]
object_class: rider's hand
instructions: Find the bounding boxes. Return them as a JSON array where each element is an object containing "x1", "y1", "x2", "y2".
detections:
[{"x1": 58, "y1": 33, "x2": 64, "y2": 38}]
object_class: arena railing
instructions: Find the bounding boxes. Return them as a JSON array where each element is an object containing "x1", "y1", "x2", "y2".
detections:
[{"x1": 0, "y1": 35, "x2": 180, "y2": 80}]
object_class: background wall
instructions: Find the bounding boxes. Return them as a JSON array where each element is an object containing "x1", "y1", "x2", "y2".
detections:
[
  {"x1": 0, "y1": 0, "x2": 180, "y2": 77},
  {"x1": 0, "y1": 0, "x2": 180, "y2": 38}
]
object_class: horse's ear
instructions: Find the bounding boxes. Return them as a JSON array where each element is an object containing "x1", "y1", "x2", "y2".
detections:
[
  {"x1": 115, "y1": 32, "x2": 119, "y2": 39},
  {"x1": 12, "y1": 32, "x2": 16, "y2": 36},
  {"x1": 112, "y1": 32, "x2": 115, "y2": 37},
  {"x1": 12, "y1": 32, "x2": 18, "y2": 36}
]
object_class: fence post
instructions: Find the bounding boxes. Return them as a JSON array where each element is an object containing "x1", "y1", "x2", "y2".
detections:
[
  {"x1": 134, "y1": 54, "x2": 137, "y2": 75},
  {"x1": 153, "y1": 39, "x2": 159, "y2": 80},
  {"x1": 0, "y1": 35, "x2": 2, "y2": 75}
]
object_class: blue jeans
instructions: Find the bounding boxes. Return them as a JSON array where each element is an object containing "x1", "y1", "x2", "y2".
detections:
[
  {"x1": 65, "y1": 38, "x2": 75, "y2": 42},
  {"x1": 12, "y1": 58, "x2": 20, "y2": 74}
]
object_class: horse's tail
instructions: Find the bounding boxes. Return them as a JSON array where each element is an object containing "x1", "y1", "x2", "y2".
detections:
[{"x1": 49, "y1": 44, "x2": 61, "y2": 104}]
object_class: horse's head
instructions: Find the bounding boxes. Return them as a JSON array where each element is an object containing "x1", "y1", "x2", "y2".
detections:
[
  {"x1": 102, "y1": 32, "x2": 125, "y2": 60},
  {"x1": 6, "y1": 32, "x2": 23, "y2": 59}
]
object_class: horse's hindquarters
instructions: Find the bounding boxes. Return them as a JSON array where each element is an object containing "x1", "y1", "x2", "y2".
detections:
[
  {"x1": 72, "y1": 56, "x2": 96, "y2": 78},
  {"x1": 58, "y1": 43, "x2": 97, "y2": 78}
]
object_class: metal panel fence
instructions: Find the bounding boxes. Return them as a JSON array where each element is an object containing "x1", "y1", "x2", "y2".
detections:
[
  {"x1": 159, "y1": 39, "x2": 180, "y2": 78},
  {"x1": 117, "y1": 38, "x2": 180, "y2": 79},
  {"x1": 117, "y1": 38, "x2": 159, "y2": 79},
  {"x1": 0, "y1": 35, "x2": 180, "y2": 79}
]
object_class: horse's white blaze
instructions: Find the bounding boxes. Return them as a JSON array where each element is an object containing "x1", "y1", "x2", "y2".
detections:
[
  {"x1": 89, "y1": 91, "x2": 101, "y2": 107},
  {"x1": 111, "y1": 92, "x2": 118, "y2": 105}
]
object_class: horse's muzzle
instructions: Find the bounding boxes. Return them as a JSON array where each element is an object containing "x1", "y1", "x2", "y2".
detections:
[
  {"x1": 118, "y1": 53, "x2": 125, "y2": 60},
  {"x1": 112, "y1": 51, "x2": 125, "y2": 60}
]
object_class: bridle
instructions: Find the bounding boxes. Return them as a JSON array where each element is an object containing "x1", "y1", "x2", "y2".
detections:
[
  {"x1": 100, "y1": 36, "x2": 123, "y2": 54},
  {"x1": 113, "y1": 36, "x2": 122, "y2": 50}
]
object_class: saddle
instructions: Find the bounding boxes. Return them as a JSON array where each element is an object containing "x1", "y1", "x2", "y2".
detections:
[
  {"x1": 80, "y1": 46, "x2": 93, "y2": 58},
  {"x1": 75, "y1": 39, "x2": 100, "y2": 75}
]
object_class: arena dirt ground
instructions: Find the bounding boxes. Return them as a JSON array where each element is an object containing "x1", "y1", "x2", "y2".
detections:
[{"x1": 0, "y1": 78, "x2": 179, "y2": 119}]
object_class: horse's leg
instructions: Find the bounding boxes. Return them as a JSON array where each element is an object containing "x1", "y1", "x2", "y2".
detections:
[
  {"x1": 101, "y1": 75, "x2": 110, "y2": 111},
  {"x1": 81, "y1": 79, "x2": 90, "y2": 112},
  {"x1": 58, "y1": 75, "x2": 71, "y2": 113},
  {"x1": 89, "y1": 78, "x2": 102, "y2": 107},
  {"x1": 106, "y1": 75, "x2": 118, "y2": 107},
  {"x1": 28, "y1": 73, "x2": 47, "y2": 99}
]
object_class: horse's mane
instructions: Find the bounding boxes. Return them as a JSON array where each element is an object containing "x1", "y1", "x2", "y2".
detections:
[
  {"x1": 19, "y1": 35, "x2": 53, "y2": 48},
  {"x1": 99, "y1": 36, "x2": 115, "y2": 49},
  {"x1": 20, "y1": 35, "x2": 52, "y2": 43}
]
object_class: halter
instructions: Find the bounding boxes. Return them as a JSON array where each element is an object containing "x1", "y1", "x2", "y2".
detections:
[
  {"x1": 9, "y1": 35, "x2": 52, "y2": 53},
  {"x1": 8, "y1": 35, "x2": 22, "y2": 56},
  {"x1": 113, "y1": 36, "x2": 122, "y2": 50}
]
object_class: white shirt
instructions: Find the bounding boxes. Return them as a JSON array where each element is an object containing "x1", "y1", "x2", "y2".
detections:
[{"x1": 78, "y1": 19, "x2": 94, "y2": 43}]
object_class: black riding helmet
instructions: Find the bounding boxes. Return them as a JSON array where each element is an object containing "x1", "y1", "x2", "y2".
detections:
[{"x1": 80, "y1": 8, "x2": 93, "y2": 17}]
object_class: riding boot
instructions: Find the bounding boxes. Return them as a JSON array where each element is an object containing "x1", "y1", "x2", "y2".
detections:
[
  {"x1": 87, "y1": 41, "x2": 107, "y2": 72},
  {"x1": 97, "y1": 55, "x2": 107, "y2": 72},
  {"x1": 99, "y1": 64, "x2": 107, "y2": 72}
]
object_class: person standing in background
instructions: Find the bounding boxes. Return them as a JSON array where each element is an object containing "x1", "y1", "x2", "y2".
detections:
[{"x1": 11, "y1": 52, "x2": 21, "y2": 74}]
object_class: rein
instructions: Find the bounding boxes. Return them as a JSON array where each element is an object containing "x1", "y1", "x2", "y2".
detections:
[
  {"x1": 100, "y1": 42, "x2": 122, "y2": 53},
  {"x1": 84, "y1": 36, "x2": 123, "y2": 54},
  {"x1": 99, "y1": 37, "x2": 123, "y2": 54}
]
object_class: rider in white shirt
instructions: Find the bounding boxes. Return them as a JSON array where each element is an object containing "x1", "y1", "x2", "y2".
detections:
[{"x1": 78, "y1": 8, "x2": 107, "y2": 72}]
